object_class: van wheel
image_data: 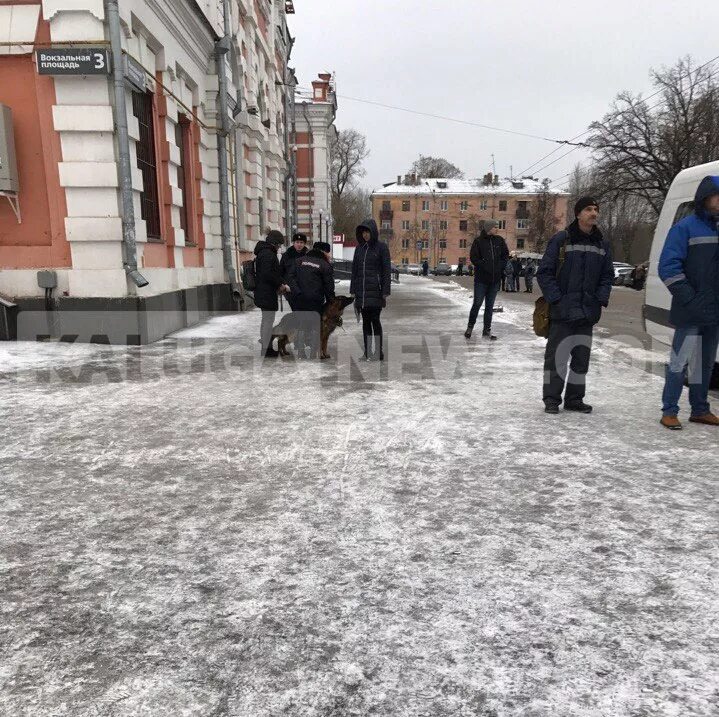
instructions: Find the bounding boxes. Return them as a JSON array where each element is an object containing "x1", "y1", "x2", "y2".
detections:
[{"x1": 711, "y1": 363, "x2": 719, "y2": 391}]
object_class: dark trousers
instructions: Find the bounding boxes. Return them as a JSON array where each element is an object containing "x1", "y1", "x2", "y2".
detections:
[
  {"x1": 362, "y1": 306, "x2": 383, "y2": 357},
  {"x1": 543, "y1": 321, "x2": 593, "y2": 406},
  {"x1": 468, "y1": 280, "x2": 500, "y2": 333},
  {"x1": 260, "y1": 310, "x2": 276, "y2": 354},
  {"x1": 299, "y1": 307, "x2": 322, "y2": 357}
]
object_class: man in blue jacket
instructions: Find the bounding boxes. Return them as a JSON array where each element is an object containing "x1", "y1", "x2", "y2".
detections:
[
  {"x1": 658, "y1": 176, "x2": 719, "y2": 430},
  {"x1": 537, "y1": 197, "x2": 614, "y2": 414}
]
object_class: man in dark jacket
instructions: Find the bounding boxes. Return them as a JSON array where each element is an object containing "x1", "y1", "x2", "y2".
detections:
[
  {"x1": 254, "y1": 229, "x2": 289, "y2": 357},
  {"x1": 464, "y1": 219, "x2": 509, "y2": 340},
  {"x1": 280, "y1": 233, "x2": 308, "y2": 287},
  {"x1": 288, "y1": 241, "x2": 335, "y2": 358},
  {"x1": 351, "y1": 218, "x2": 392, "y2": 360},
  {"x1": 657, "y1": 176, "x2": 719, "y2": 430},
  {"x1": 524, "y1": 260, "x2": 536, "y2": 293},
  {"x1": 422, "y1": 259, "x2": 429, "y2": 276},
  {"x1": 512, "y1": 257, "x2": 522, "y2": 293},
  {"x1": 537, "y1": 197, "x2": 614, "y2": 414}
]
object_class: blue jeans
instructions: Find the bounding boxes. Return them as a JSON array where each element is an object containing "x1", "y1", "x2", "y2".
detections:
[
  {"x1": 468, "y1": 280, "x2": 500, "y2": 333},
  {"x1": 661, "y1": 325, "x2": 719, "y2": 417}
]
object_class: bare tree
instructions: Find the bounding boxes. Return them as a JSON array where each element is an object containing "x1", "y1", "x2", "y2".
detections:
[
  {"x1": 589, "y1": 56, "x2": 719, "y2": 216},
  {"x1": 331, "y1": 129, "x2": 370, "y2": 199},
  {"x1": 410, "y1": 155, "x2": 464, "y2": 179},
  {"x1": 528, "y1": 179, "x2": 561, "y2": 253},
  {"x1": 332, "y1": 186, "x2": 371, "y2": 242}
]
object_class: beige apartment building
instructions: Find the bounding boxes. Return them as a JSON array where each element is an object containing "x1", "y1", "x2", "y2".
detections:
[{"x1": 371, "y1": 174, "x2": 570, "y2": 267}]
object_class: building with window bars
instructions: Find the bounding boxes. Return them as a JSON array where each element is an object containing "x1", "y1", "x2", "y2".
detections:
[
  {"x1": 371, "y1": 173, "x2": 570, "y2": 268},
  {"x1": 0, "y1": 0, "x2": 300, "y2": 342}
]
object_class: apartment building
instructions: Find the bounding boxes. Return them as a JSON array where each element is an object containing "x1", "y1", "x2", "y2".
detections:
[
  {"x1": 294, "y1": 73, "x2": 337, "y2": 243},
  {"x1": 371, "y1": 174, "x2": 570, "y2": 267},
  {"x1": 0, "y1": 0, "x2": 297, "y2": 342}
]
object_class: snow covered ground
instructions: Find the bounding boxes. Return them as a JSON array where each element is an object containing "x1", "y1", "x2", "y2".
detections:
[{"x1": 1, "y1": 277, "x2": 717, "y2": 716}]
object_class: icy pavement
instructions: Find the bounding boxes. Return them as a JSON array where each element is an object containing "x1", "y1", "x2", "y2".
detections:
[{"x1": 1, "y1": 277, "x2": 718, "y2": 716}]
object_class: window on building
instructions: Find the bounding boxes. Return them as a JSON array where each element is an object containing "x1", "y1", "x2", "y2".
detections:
[
  {"x1": 517, "y1": 201, "x2": 528, "y2": 212},
  {"x1": 439, "y1": 257, "x2": 447, "y2": 264},
  {"x1": 401, "y1": 220, "x2": 410, "y2": 230},
  {"x1": 381, "y1": 220, "x2": 392, "y2": 230},
  {"x1": 421, "y1": 220, "x2": 430, "y2": 230},
  {"x1": 439, "y1": 220, "x2": 448, "y2": 230},
  {"x1": 459, "y1": 238, "x2": 467, "y2": 248},
  {"x1": 422, "y1": 200, "x2": 430, "y2": 211},
  {"x1": 132, "y1": 90, "x2": 161, "y2": 240},
  {"x1": 460, "y1": 201, "x2": 469, "y2": 211},
  {"x1": 517, "y1": 219, "x2": 530, "y2": 230},
  {"x1": 459, "y1": 220, "x2": 468, "y2": 232},
  {"x1": 439, "y1": 240, "x2": 447, "y2": 249},
  {"x1": 440, "y1": 200, "x2": 448, "y2": 211},
  {"x1": 382, "y1": 200, "x2": 391, "y2": 211},
  {"x1": 422, "y1": 240, "x2": 429, "y2": 249},
  {"x1": 497, "y1": 219, "x2": 507, "y2": 230},
  {"x1": 401, "y1": 257, "x2": 409, "y2": 264},
  {"x1": 402, "y1": 239, "x2": 410, "y2": 249},
  {"x1": 458, "y1": 256, "x2": 466, "y2": 264},
  {"x1": 402, "y1": 200, "x2": 411, "y2": 212},
  {"x1": 498, "y1": 200, "x2": 508, "y2": 212},
  {"x1": 175, "y1": 116, "x2": 195, "y2": 245},
  {"x1": 517, "y1": 238, "x2": 526, "y2": 249},
  {"x1": 480, "y1": 200, "x2": 488, "y2": 210}
]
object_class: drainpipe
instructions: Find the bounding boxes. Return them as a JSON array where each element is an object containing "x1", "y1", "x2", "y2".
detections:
[
  {"x1": 105, "y1": 0, "x2": 148, "y2": 288},
  {"x1": 216, "y1": 0, "x2": 238, "y2": 287}
]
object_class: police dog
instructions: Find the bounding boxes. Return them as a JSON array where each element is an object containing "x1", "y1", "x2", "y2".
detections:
[{"x1": 271, "y1": 296, "x2": 354, "y2": 359}]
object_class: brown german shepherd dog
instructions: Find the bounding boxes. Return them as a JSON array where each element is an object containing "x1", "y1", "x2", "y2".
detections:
[{"x1": 271, "y1": 295, "x2": 354, "y2": 359}]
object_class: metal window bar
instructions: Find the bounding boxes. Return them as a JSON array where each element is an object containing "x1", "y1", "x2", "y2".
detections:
[{"x1": 132, "y1": 90, "x2": 161, "y2": 240}]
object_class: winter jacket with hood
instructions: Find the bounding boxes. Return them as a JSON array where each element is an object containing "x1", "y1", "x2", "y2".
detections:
[
  {"x1": 470, "y1": 230, "x2": 510, "y2": 285},
  {"x1": 658, "y1": 175, "x2": 719, "y2": 327},
  {"x1": 280, "y1": 244, "x2": 308, "y2": 280},
  {"x1": 351, "y1": 219, "x2": 392, "y2": 309},
  {"x1": 287, "y1": 248, "x2": 335, "y2": 311},
  {"x1": 537, "y1": 220, "x2": 614, "y2": 325},
  {"x1": 253, "y1": 240, "x2": 284, "y2": 311}
]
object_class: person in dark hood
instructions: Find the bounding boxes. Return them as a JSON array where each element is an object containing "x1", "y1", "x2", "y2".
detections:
[
  {"x1": 422, "y1": 259, "x2": 429, "y2": 276},
  {"x1": 287, "y1": 241, "x2": 335, "y2": 358},
  {"x1": 254, "y1": 229, "x2": 289, "y2": 357},
  {"x1": 512, "y1": 256, "x2": 522, "y2": 292},
  {"x1": 465, "y1": 219, "x2": 509, "y2": 340},
  {"x1": 281, "y1": 233, "x2": 308, "y2": 286},
  {"x1": 657, "y1": 175, "x2": 719, "y2": 430},
  {"x1": 537, "y1": 197, "x2": 614, "y2": 414},
  {"x1": 524, "y1": 260, "x2": 536, "y2": 293},
  {"x1": 351, "y1": 218, "x2": 392, "y2": 360}
]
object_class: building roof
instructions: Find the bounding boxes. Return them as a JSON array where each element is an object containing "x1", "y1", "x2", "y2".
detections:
[{"x1": 372, "y1": 177, "x2": 569, "y2": 196}]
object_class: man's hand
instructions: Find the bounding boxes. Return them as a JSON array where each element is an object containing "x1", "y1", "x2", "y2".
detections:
[{"x1": 279, "y1": 284, "x2": 290, "y2": 294}]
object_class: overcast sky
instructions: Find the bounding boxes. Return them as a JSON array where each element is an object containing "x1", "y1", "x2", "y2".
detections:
[{"x1": 287, "y1": 0, "x2": 719, "y2": 192}]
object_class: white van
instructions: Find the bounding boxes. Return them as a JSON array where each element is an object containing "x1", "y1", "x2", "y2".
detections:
[{"x1": 644, "y1": 160, "x2": 719, "y2": 387}]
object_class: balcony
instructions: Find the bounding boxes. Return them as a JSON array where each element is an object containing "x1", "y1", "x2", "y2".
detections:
[
  {"x1": 516, "y1": 208, "x2": 530, "y2": 219},
  {"x1": 379, "y1": 228, "x2": 394, "y2": 238},
  {"x1": 379, "y1": 209, "x2": 394, "y2": 221}
]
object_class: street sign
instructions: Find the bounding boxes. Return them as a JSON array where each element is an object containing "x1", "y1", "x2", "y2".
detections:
[
  {"x1": 416, "y1": 241, "x2": 423, "y2": 250},
  {"x1": 333, "y1": 234, "x2": 344, "y2": 244},
  {"x1": 36, "y1": 48, "x2": 111, "y2": 76},
  {"x1": 123, "y1": 55, "x2": 146, "y2": 92}
]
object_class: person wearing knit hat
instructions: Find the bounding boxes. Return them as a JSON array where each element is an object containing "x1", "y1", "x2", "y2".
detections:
[
  {"x1": 464, "y1": 218, "x2": 509, "y2": 340},
  {"x1": 536, "y1": 194, "x2": 614, "y2": 414},
  {"x1": 253, "y1": 229, "x2": 290, "y2": 357}
]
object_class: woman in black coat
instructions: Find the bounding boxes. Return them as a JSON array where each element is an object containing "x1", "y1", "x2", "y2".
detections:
[
  {"x1": 351, "y1": 218, "x2": 392, "y2": 360},
  {"x1": 254, "y1": 230, "x2": 288, "y2": 356}
]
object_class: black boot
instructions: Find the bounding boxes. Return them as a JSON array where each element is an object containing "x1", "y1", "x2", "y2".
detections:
[
  {"x1": 482, "y1": 329, "x2": 498, "y2": 341},
  {"x1": 362, "y1": 334, "x2": 371, "y2": 361},
  {"x1": 464, "y1": 325, "x2": 473, "y2": 339}
]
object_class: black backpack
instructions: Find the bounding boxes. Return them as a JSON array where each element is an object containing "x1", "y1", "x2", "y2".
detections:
[{"x1": 241, "y1": 259, "x2": 257, "y2": 291}]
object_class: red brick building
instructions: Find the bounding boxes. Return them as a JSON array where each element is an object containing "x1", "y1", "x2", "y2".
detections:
[{"x1": 372, "y1": 174, "x2": 570, "y2": 267}]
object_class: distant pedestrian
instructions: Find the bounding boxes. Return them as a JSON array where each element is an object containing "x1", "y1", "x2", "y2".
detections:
[
  {"x1": 464, "y1": 219, "x2": 509, "y2": 341},
  {"x1": 537, "y1": 197, "x2": 614, "y2": 414},
  {"x1": 524, "y1": 261, "x2": 536, "y2": 293},
  {"x1": 512, "y1": 257, "x2": 522, "y2": 292},
  {"x1": 503, "y1": 259, "x2": 514, "y2": 292},
  {"x1": 351, "y1": 219, "x2": 392, "y2": 360},
  {"x1": 422, "y1": 259, "x2": 429, "y2": 276},
  {"x1": 254, "y1": 230, "x2": 289, "y2": 358},
  {"x1": 457, "y1": 262, "x2": 464, "y2": 277},
  {"x1": 658, "y1": 176, "x2": 719, "y2": 430},
  {"x1": 287, "y1": 241, "x2": 335, "y2": 358}
]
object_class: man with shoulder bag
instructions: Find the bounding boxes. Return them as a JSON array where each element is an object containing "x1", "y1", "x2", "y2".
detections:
[{"x1": 536, "y1": 198, "x2": 614, "y2": 414}]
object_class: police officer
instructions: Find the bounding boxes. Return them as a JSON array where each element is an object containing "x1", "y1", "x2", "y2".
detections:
[{"x1": 287, "y1": 241, "x2": 335, "y2": 358}]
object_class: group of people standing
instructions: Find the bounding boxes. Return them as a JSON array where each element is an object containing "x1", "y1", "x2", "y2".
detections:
[
  {"x1": 251, "y1": 181, "x2": 718, "y2": 427},
  {"x1": 503, "y1": 256, "x2": 536, "y2": 293},
  {"x1": 251, "y1": 218, "x2": 392, "y2": 361}
]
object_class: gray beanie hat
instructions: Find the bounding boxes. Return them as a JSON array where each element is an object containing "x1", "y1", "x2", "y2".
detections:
[{"x1": 483, "y1": 219, "x2": 498, "y2": 231}]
